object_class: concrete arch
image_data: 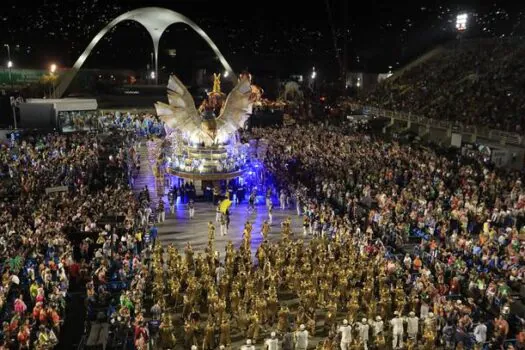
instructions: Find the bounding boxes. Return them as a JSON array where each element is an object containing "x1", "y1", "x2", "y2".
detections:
[{"x1": 55, "y1": 7, "x2": 235, "y2": 98}]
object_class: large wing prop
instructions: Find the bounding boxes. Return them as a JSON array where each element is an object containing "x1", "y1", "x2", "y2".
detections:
[
  {"x1": 155, "y1": 75, "x2": 213, "y2": 143},
  {"x1": 216, "y1": 77, "x2": 255, "y2": 139}
]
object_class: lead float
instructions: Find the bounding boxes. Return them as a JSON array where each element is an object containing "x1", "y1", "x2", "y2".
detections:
[{"x1": 154, "y1": 72, "x2": 262, "y2": 190}]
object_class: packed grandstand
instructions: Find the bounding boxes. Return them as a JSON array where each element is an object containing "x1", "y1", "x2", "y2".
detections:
[{"x1": 361, "y1": 37, "x2": 525, "y2": 134}]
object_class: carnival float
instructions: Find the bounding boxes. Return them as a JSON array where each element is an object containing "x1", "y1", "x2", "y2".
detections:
[{"x1": 154, "y1": 72, "x2": 262, "y2": 185}]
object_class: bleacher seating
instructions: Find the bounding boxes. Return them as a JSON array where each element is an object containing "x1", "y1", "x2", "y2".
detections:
[{"x1": 363, "y1": 38, "x2": 525, "y2": 133}]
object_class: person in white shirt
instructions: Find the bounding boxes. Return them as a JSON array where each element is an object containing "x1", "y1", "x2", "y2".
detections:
[
  {"x1": 265, "y1": 332, "x2": 279, "y2": 350},
  {"x1": 280, "y1": 190, "x2": 286, "y2": 210},
  {"x1": 216, "y1": 205, "x2": 221, "y2": 222},
  {"x1": 358, "y1": 318, "x2": 370, "y2": 350},
  {"x1": 406, "y1": 311, "x2": 419, "y2": 341},
  {"x1": 294, "y1": 324, "x2": 309, "y2": 350},
  {"x1": 220, "y1": 215, "x2": 228, "y2": 236},
  {"x1": 338, "y1": 319, "x2": 353, "y2": 350},
  {"x1": 403, "y1": 254, "x2": 412, "y2": 269},
  {"x1": 188, "y1": 200, "x2": 195, "y2": 219},
  {"x1": 241, "y1": 339, "x2": 255, "y2": 350},
  {"x1": 371, "y1": 316, "x2": 384, "y2": 337},
  {"x1": 390, "y1": 311, "x2": 404, "y2": 349},
  {"x1": 144, "y1": 207, "x2": 152, "y2": 224},
  {"x1": 420, "y1": 301, "x2": 429, "y2": 320},
  {"x1": 473, "y1": 322, "x2": 487, "y2": 344}
]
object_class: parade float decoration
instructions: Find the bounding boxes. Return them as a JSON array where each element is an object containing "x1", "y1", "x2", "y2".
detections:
[{"x1": 155, "y1": 72, "x2": 262, "y2": 181}]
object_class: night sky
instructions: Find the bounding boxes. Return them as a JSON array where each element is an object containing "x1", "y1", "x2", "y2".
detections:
[{"x1": 0, "y1": 0, "x2": 524, "y2": 77}]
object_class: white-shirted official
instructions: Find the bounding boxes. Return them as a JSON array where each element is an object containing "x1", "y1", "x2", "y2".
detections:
[
  {"x1": 358, "y1": 318, "x2": 370, "y2": 350},
  {"x1": 406, "y1": 311, "x2": 419, "y2": 341},
  {"x1": 420, "y1": 301, "x2": 429, "y2": 320},
  {"x1": 474, "y1": 323, "x2": 487, "y2": 344},
  {"x1": 241, "y1": 339, "x2": 256, "y2": 350},
  {"x1": 390, "y1": 311, "x2": 404, "y2": 349},
  {"x1": 265, "y1": 332, "x2": 279, "y2": 350},
  {"x1": 371, "y1": 316, "x2": 384, "y2": 337},
  {"x1": 338, "y1": 319, "x2": 353, "y2": 350},
  {"x1": 295, "y1": 324, "x2": 309, "y2": 350}
]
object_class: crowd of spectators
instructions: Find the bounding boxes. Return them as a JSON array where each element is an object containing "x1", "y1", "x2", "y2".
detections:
[
  {"x1": 0, "y1": 129, "x2": 143, "y2": 348},
  {"x1": 251, "y1": 121, "x2": 525, "y2": 348},
  {"x1": 98, "y1": 112, "x2": 165, "y2": 138},
  {"x1": 362, "y1": 38, "x2": 525, "y2": 133},
  {"x1": 0, "y1": 83, "x2": 523, "y2": 350}
]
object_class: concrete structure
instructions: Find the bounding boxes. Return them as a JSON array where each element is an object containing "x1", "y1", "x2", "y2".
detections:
[
  {"x1": 361, "y1": 105, "x2": 525, "y2": 169},
  {"x1": 19, "y1": 98, "x2": 97, "y2": 130},
  {"x1": 55, "y1": 7, "x2": 235, "y2": 98}
]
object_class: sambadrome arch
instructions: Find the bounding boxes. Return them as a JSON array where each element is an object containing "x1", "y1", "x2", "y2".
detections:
[{"x1": 55, "y1": 7, "x2": 235, "y2": 98}]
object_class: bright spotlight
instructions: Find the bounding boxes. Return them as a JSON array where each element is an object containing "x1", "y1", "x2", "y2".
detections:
[
  {"x1": 223, "y1": 70, "x2": 229, "y2": 78},
  {"x1": 7, "y1": 61, "x2": 13, "y2": 68},
  {"x1": 456, "y1": 13, "x2": 468, "y2": 31},
  {"x1": 150, "y1": 71, "x2": 155, "y2": 79},
  {"x1": 50, "y1": 63, "x2": 57, "y2": 73}
]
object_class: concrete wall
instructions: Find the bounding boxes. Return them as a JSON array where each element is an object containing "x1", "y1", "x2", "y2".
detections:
[{"x1": 385, "y1": 118, "x2": 525, "y2": 169}]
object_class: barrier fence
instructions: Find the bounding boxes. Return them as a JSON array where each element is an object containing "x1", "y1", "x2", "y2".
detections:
[{"x1": 358, "y1": 105, "x2": 524, "y2": 146}]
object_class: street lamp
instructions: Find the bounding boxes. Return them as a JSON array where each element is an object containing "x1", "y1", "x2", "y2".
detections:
[
  {"x1": 49, "y1": 64, "x2": 57, "y2": 98},
  {"x1": 150, "y1": 71, "x2": 155, "y2": 80},
  {"x1": 311, "y1": 67, "x2": 317, "y2": 80}
]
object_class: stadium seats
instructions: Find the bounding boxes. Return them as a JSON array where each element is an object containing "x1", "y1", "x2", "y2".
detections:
[{"x1": 363, "y1": 38, "x2": 525, "y2": 133}]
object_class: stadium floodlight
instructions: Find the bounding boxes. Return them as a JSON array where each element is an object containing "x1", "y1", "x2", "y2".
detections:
[{"x1": 456, "y1": 13, "x2": 468, "y2": 32}]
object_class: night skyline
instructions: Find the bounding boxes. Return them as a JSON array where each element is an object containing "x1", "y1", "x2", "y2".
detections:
[{"x1": 1, "y1": 0, "x2": 524, "y2": 77}]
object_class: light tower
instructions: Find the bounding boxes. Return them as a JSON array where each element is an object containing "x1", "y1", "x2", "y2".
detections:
[
  {"x1": 455, "y1": 13, "x2": 468, "y2": 44},
  {"x1": 456, "y1": 13, "x2": 468, "y2": 32}
]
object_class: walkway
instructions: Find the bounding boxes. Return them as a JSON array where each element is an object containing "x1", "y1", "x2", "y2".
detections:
[{"x1": 132, "y1": 140, "x2": 164, "y2": 206}]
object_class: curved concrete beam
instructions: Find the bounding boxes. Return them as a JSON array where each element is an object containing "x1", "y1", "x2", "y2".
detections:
[{"x1": 55, "y1": 7, "x2": 235, "y2": 98}]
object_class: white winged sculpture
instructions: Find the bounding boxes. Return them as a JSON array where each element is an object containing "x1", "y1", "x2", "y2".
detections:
[{"x1": 155, "y1": 74, "x2": 260, "y2": 146}]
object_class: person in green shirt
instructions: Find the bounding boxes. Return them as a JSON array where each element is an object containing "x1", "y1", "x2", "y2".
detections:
[{"x1": 30, "y1": 282, "x2": 39, "y2": 302}]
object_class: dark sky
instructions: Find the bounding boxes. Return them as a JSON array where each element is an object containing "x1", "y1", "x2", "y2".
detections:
[{"x1": 0, "y1": 0, "x2": 524, "y2": 77}]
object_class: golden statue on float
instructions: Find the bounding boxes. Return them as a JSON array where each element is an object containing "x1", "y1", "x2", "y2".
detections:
[{"x1": 155, "y1": 72, "x2": 261, "y2": 146}]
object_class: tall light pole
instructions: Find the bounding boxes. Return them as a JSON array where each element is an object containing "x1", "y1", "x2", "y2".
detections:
[
  {"x1": 3, "y1": 44, "x2": 12, "y2": 89},
  {"x1": 456, "y1": 13, "x2": 468, "y2": 32},
  {"x1": 456, "y1": 13, "x2": 468, "y2": 43},
  {"x1": 310, "y1": 67, "x2": 317, "y2": 92},
  {"x1": 150, "y1": 52, "x2": 157, "y2": 85},
  {"x1": 7, "y1": 60, "x2": 13, "y2": 89},
  {"x1": 50, "y1": 63, "x2": 57, "y2": 99}
]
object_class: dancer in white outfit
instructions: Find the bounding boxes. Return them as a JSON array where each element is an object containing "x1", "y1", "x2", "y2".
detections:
[
  {"x1": 390, "y1": 311, "x2": 404, "y2": 349},
  {"x1": 338, "y1": 319, "x2": 352, "y2": 350}
]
